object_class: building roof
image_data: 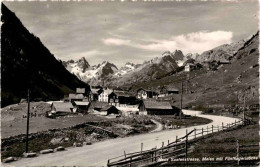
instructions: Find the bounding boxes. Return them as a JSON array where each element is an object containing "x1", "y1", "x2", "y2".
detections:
[
  {"x1": 76, "y1": 88, "x2": 85, "y2": 94},
  {"x1": 93, "y1": 101, "x2": 109, "y2": 108},
  {"x1": 161, "y1": 86, "x2": 179, "y2": 92},
  {"x1": 143, "y1": 100, "x2": 172, "y2": 110},
  {"x1": 100, "y1": 105, "x2": 118, "y2": 111},
  {"x1": 52, "y1": 102, "x2": 73, "y2": 112},
  {"x1": 167, "y1": 88, "x2": 179, "y2": 92},
  {"x1": 101, "y1": 89, "x2": 113, "y2": 95},
  {"x1": 91, "y1": 88, "x2": 102, "y2": 94},
  {"x1": 113, "y1": 91, "x2": 135, "y2": 97},
  {"x1": 74, "y1": 101, "x2": 89, "y2": 106},
  {"x1": 69, "y1": 93, "x2": 84, "y2": 99},
  {"x1": 137, "y1": 88, "x2": 158, "y2": 94}
]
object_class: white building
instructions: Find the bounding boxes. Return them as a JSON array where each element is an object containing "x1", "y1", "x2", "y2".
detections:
[{"x1": 98, "y1": 89, "x2": 113, "y2": 102}]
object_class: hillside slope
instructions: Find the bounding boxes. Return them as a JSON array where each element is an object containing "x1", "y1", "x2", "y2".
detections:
[
  {"x1": 126, "y1": 32, "x2": 259, "y2": 109},
  {"x1": 1, "y1": 3, "x2": 90, "y2": 107}
]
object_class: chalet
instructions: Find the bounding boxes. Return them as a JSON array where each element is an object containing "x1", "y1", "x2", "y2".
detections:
[
  {"x1": 93, "y1": 101, "x2": 110, "y2": 111},
  {"x1": 137, "y1": 88, "x2": 158, "y2": 99},
  {"x1": 73, "y1": 101, "x2": 90, "y2": 113},
  {"x1": 184, "y1": 63, "x2": 195, "y2": 72},
  {"x1": 68, "y1": 93, "x2": 84, "y2": 103},
  {"x1": 109, "y1": 91, "x2": 137, "y2": 105},
  {"x1": 76, "y1": 88, "x2": 85, "y2": 94},
  {"x1": 139, "y1": 100, "x2": 180, "y2": 115},
  {"x1": 99, "y1": 106, "x2": 120, "y2": 116},
  {"x1": 218, "y1": 60, "x2": 231, "y2": 64},
  {"x1": 50, "y1": 102, "x2": 75, "y2": 116},
  {"x1": 99, "y1": 89, "x2": 113, "y2": 102},
  {"x1": 89, "y1": 88, "x2": 103, "y2": 101},
  {"x1": 160, "y1": 86, "x2": 179, "y2": 96}
]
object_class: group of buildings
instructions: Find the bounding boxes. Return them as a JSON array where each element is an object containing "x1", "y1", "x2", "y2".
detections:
[{"x1": 47, "y1": 85, "x2": 181, "y2": 118}]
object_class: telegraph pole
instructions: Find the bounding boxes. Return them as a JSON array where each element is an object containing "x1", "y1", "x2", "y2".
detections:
[
  {"x1": 243, "y1": 95, "x2": 246, "y2": 121},
  {"x1": 180, "y1": 82, "x2": 183, "y2": 120},
  {"x1": 25, "y1": 89, "x2": 30, "y2": 153}
]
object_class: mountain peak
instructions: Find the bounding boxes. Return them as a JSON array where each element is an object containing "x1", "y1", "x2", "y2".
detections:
[
  {"x1": 171, "y1": 50, "x2": 184, "y2": 61},
  {"x1": 76, "y1": 57, "x2": 90, "y2": 73}
]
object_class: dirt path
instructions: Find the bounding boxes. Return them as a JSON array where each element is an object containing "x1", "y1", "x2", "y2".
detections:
[
  {"x1": 8, "y1": 110, "x2": 239, "y2": 167},
  {"x1": 150, "y1": 119, "x2": 163, "y2": 133}
]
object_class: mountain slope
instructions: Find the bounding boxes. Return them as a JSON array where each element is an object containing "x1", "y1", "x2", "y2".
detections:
[
  {"x1": 195, "y1": 39, "x2": 246, "y2": 63},
  {"x1": 1, "y1": 3, "x2": 90, "y2": 107},
  {"x1": 126, "y1": 31, "x2": 259, "y2": 109},
  {"x1": 110, "y1": 54, "x2": 179, "y2": 86}
]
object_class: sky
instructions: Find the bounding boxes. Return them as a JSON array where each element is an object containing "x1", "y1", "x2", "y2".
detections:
[{"x1": 4, "y1": 1, "x2": 258, "y2": 68}]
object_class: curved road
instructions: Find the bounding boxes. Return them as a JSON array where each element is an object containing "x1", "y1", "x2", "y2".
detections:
[{"x1": 8, "y1": 110, "x2": 239, "y2": 167}]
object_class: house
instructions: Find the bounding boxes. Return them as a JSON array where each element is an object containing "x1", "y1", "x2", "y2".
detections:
[
  {"x1": 137, "y1": 88, "x2": 158, "y2": 99},
  {"x1": 93, "y1": 101, "x2": 110, "y2": 111},
  {"x1": 139, "y1": 100, "x2": 180, "y2": 115},
  {"x1": 99, "y1": 105, "x2": 120, "y2": 116},
  {"x1": 73, "y1": 101, "x2": 90, "y2": 113},
  {"x1": 109, "y1": 91, "x2": 137, "y2": 105},
  {"x1": 50, "y1": 102, "x2": 75, "y2": 116},
  {"x1": 160, "y1": 86, "x2": 179, "y2": 96},
  {"x1": 69, "y1": 93, "x2": 84, "y2": 103},
  {"x1": 218, "y1": 60, "x2": 231, "y2": 64},
  {"x1": 98, "y1": 88, "x2": 113, "y2": 102},
  {"x1": 76, "y1": 88, "x2": 85, "y2": 94},
  {"x1": 184, "y1": 63, "x2": 196, "y2": 72},
  {"x1": 89, "y1": 88, "x2": 103, "y2": 101}
]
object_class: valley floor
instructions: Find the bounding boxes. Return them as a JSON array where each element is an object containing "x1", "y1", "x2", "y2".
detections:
[{"x1": 1, "y1": 102, "x2": 211, "y2": 161}]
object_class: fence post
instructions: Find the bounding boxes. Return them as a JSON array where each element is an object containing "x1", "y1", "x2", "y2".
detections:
[
  {"x1": 185, "y1": 135, "x2": 188, "y2": 165},
  {"x1": 186, "y1": 129, "x2": 188, "y2": 141},
  {"x1": 212, "y1": 125, "x2": 213, "y2": 133},
  {"x1": 207, "y1": 126, "x2": 208, "y2": 134},
  {"x1": 218, "y1": 125, "x2": 219, "y2": 132},
  {"x1": 124, "y1": 150, "x2": 126, "y2": 158},
  {"x1": 235, "y1": 120, "x2": 236, "y2": 126},
  {"x1": 168, "y1": 140, "x2": 169, "y2": 151},
  {"x1": 176, "y1": 136, "x2": 178, "y2": 144},
  {"x1": 107, "y1": 159, "x2": 110, "y2": 167},
  {"x1": 194, "y1": 128, "x2": 196, "y2": 139},
  {"x1": 130, "y1": 157, "x2": 132, "y2": 167},
  {"x1": 222, "y1": 122, "x2": 224, "y2": 130},
  {"x1": 141, "y1": 143, "x2": 143, "y2": 153},
  {"x1": 237, "y1": 140, "x2": 240, "y2": 165},
  {"x1": 202, "y1": 128, "x2": 204, "y2": 136}
]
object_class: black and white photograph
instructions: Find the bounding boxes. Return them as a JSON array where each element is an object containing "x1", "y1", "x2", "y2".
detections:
[{"x1": 1, "y1": 0, "x2": 259, "y2": 166}]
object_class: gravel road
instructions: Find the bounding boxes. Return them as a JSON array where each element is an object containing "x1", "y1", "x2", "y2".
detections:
[{"x1": 8, "y1": 110, "x2": 239, "y2": 167}]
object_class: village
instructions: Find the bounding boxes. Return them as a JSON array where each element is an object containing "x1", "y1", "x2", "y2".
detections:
[{"x1": 47, "y1": 85, "x2": 182, "y2": 119}]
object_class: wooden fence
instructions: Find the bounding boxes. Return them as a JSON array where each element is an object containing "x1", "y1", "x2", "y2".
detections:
[{"x1": 107, "y1": 118, "x2": 251, "y2": 167}]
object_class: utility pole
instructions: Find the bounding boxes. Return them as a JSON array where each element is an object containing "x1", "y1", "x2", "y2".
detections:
[
  {"x1": 186, "y1": 80, "x2": 188, "y2": 94},
  {"x1": 243, "y1": 95, "x2": 246, "y2": 121},
  {"x1": 180, "y1": 82, "x2": 183, "y2": 120},
  {"x1": 25, "y1": 89, "x2": 30, "y2": 153}
]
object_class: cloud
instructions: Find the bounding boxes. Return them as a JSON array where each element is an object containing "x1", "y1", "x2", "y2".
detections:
[
  {"x1": 103, "y1": 38, "x2": 131, "y2": 46},
  {"x1": 103, "y1": 31, "x2": 233, "y2": 54},
  {"x1": 61, "y1": 49, "x2": 114, "y2": 61}
]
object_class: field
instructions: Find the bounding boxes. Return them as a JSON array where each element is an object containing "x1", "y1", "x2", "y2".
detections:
[
  {"x1": 1, "y1": 102, "x2": 213, "y2": 161},
  {"x1": 156, "y1": 115, "x2": 212, "y2": 129},
  {"x1": 188, "y1": 113, "x2": 259, "y2": 159},
  {"x1": 1, "y1": 102, "x2": 113, "y2": 138}
]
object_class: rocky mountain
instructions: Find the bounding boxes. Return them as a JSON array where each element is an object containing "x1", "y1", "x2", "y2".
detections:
[
  {"x1": 128, "y1": 31, "x2": 259, "y2": 109},
  {"x1": 110, "y1": 53, "x2": 179, "y2": 86},
  {"x1": 1, "y1": 3, "x2": 90, "y2": 107},
  {"x1": 114, "y1": 62, "x2": 141, "y2": 77},
  {"x1": 162, "y1": 50, "x2": 185, "y2": 66},
  {"x1": 63, "y1": 59, "x2": 118, "y2": 85},
  {"x1": 195, "y1": 39, "x2": 247, "y2": 63}
]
